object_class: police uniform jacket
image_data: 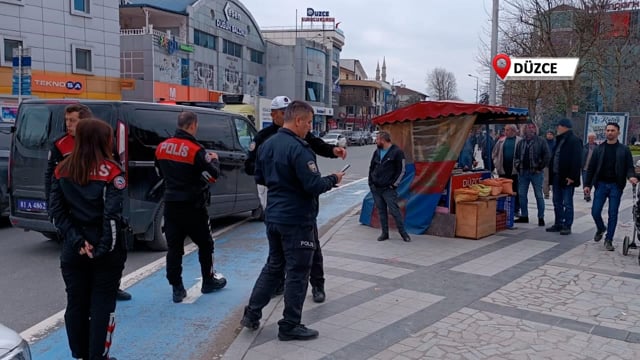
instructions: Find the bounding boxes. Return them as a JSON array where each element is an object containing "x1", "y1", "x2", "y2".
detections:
[
  {"x1": 45, "y1": 133, "x2": 74, "y2": 200},
  {"x1": 50, "y1": 159, "x2": 126, "y2": 262},
  {"x1": 256, "y1": 128, "x2": 338, "y2": 225},
  {"x1": 155, "y1": 129, "x2": 220, "y2": 203},
  {"x1": 245, "y1": 124, "x2": 337, "y2": 175}
]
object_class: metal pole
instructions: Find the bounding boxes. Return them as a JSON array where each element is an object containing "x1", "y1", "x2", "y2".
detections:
[
  {"x1": 468, "y1": 74, "x2": 479, "y2": 103},
  {"x1": 489, "y1": 0, "x2": 499, "y2": 105}
]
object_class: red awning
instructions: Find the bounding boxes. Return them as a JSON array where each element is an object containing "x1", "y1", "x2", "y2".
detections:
[{"x1": 373, "y1": 101, "x2": 529, "y2": 125}]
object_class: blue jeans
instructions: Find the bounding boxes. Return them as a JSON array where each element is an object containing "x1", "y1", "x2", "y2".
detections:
[
  {"x1": 552, "y1": 177, "x2": 575, "y2": 228},
  {"x1": 591, "y1": 182, "x2": 623, "y2": 241},
  {"x1": 519, "y1": 170, "x2": 545, "y2": 219}
]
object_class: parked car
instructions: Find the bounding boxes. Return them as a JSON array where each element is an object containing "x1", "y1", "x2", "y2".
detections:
[
  {"x1": 0, "y1": 323, "x2": 31, "y2": 360},
  {"x1": 321, "y1": 133, "x2": 347, "y2": 148},
  {"x1": 371, "y1": 130, "x2": 380, "y2": 143},
  {"x1": 348, "y1": 131, "x2": 368, "y2": 146},
  {"x1": 0, "y1": 122, "x2": 10, "y2": 218},
  {"x1": 10, "y1": 100, "x2": 261, "y2": 251}
]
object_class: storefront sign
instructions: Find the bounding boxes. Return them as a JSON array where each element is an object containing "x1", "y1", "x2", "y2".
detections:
[
  {"x1": 179, "y1": 44, "x2": 194, "y2": 53},
  {"x1": 312, "y1": 106, "x2": 334, "y2": 116},
  {"x1": 31, "y1": 74, "x2": 84, "y2": 94},
  {"x1": 586, "y1": 1, "x2": 640, "y2": 11},
  {"x1": 303, "y1": 8, "x2": 334, "y2": 22},
  {"x1": 158, "y1": 35, "x2": 179, "y2": 54},
  {"x1": 224, "y1": 2, "x2": 241, "y2": 20},
  {"x1": 584, "y1": 112, "x2": 629, "y2": 144},
  {"x1": 216, "y1": 19, "x2": 246, "y2": 37},
  {"x1": 306, "y1": 8, "x2": 330, "y2": 16}
]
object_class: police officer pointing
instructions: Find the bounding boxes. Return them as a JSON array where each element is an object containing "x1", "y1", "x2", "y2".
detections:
[
  {"x1": 245, "y1": 95, "x2": 346, "y2": 303},
  {"x1": 241, "y1": 100, "x2": 344, "y2": 341},
  {"x1": 155, "y1": 111, "x2": 227, "y2": 303}
]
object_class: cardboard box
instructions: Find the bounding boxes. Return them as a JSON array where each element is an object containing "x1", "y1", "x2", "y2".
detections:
[{"x1": 455, "y1": 199, "x2": 497, "y2": 239}]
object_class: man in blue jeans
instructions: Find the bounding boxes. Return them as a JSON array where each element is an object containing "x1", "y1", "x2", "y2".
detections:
[
  {"x1": 514, "y1": 123, "x2": 550, "y2": 226},
  {"x1": 547, "y1": 119, "x2": 583, "y2": 235},
  {"x1": 584, "y1": 122, "x2": 638, "y2": 251}
]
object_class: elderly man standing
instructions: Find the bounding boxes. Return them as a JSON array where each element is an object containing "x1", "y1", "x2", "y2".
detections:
[
  {"x1": 582, "y1": 132, "x2": 597, "y2": 202},
  {"x1": 492, "y1": 124, "x2": 522, "y2": 216},
  {"x1": 514, "y1": 123, "x2": 551, "y2": 226},
  {"x1": 547, "y1": 118, "x2": 583, "y2": 235}
]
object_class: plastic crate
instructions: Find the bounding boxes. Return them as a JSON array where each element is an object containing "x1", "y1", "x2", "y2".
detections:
[
  {"x1": 496, "y1": 195, "x2": 515, "y2": 228},
  {"x1": 496, "y1": 211, "x2": 507, "y2": 232}
]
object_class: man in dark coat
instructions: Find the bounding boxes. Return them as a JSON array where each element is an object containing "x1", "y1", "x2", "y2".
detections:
[{"x1": 547, "y1": 118, "x2": 583, "y2": 235}]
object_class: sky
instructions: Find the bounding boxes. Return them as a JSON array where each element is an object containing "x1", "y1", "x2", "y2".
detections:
[{"x1": 239, "y1": 0, "x2": 495, "y2": 102}]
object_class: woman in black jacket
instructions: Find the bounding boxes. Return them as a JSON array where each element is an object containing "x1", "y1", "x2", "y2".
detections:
[{"x1": 50, "y1": 118, "x2": 126, "y2": 360}]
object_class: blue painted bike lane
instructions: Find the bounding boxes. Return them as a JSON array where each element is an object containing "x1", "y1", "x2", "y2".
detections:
[{"x1": 30, "y1": 179, "x2": 369, "y2": 359}]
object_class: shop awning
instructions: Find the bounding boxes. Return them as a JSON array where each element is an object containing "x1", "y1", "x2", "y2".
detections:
[{"x1": 373, "y1": 101, "x2": 529, "y2": 125}]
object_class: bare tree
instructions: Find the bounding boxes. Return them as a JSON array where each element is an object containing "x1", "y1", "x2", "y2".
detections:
[{"x1": 426, "y1": 68, "x2": 458, "y2": 100}]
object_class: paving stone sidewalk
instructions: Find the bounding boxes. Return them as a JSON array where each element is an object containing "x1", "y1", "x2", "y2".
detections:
[{"x1": 223, "y1": 189, "x2": 640, "y2": 360}]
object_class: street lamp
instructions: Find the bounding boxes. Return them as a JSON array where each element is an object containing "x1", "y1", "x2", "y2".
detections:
[{"x1": 468, "y1": 74, "x2": 479, "y2": 103}]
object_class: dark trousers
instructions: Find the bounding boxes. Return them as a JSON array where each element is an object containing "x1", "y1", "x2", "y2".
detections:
[
  {"x1": 371, "y1": 187, "x2": 407, "y2": 234},
  {"x1": 552, "y1": 177, "x2": 576, "y2": 228},
  {"x1": 245, "y1": 222, "x2": 315, "y2": 331},
  {"x1": 164, "y1": 202, "x2": 214, "y2": 286},
  {"x1": 592, "y1": 182, "x2": 623, "y2": 241},
  {"x1": 274, "y1": 223, "x2": 323, "y2": 290},
  {"x1": 61, "y1": 250, "x2": 125, "y2": 360},
  {"x1": 505, "y1": 174, "x2": 520, "y2": 214}
]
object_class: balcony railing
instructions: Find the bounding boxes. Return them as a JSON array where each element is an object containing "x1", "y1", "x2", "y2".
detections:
[{"x1": 120, "y1": 26, "x2": 186, "y2": 43}]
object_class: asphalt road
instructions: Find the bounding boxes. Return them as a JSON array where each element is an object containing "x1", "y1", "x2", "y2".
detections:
[{"x1": 0, "y1": 143, "x2": 375, "y2": 333}]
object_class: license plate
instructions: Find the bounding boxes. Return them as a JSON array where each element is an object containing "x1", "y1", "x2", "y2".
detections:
[{"x1": 17, "y1": 199, "x2": 48, "y2": 212}]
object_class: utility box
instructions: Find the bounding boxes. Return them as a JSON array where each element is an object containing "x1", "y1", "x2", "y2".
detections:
[{"x1": 455, "y1": 199, "x2": 497, "y2": 239}]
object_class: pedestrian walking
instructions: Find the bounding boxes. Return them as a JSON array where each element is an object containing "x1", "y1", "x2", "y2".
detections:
[
  {"x1": 582, "y1": 132, "x2": 597, "y2": 202},
  {"x1": 155, "y1": 111, "x2": 227, "y2": 303},
  {"x1": 492, "y1": 124, "x2": 522, "y2": 216},
  {"x1": 240, "y1": 100, "x2": 344, "y2": 341},
  {"x1": 584, "y1": 122, "x2": 638, "y2": 251},
  {"x1": 45, "y1": 103, "x2": 131, "y2": 301},
  {"x1": 368, "y1": 131, "x2": 411, "y2": 242},
  {"x1": 514, "y1": 123, "x2": 550, "y2": 226},
  {"x1": 547, "y1": 118, "x2": 583, "y2": 235},
  {"x1": 244, "y1": 95, "x2": 346, "y2": 303},
  {"x1": 49, "y1": 118, "x2": 127, "y2": 360},
  {"x1": 543, "y1": 130, "x2": 556, "y2": 199}
]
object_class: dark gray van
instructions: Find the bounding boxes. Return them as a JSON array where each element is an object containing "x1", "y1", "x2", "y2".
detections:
[
  {"x1": 9, "y1": 100, "x2": 260, "y2": 250},
  {"x1": 0, "y1": 122, "x2": 10, "y2": 217}
]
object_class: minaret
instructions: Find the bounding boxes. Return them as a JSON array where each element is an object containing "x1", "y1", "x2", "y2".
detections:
[
  {"x1": 381, "y1": 57, "x2": 387, "y2": 82},
  {"x1": 375, "y1": 61, "x2": 380, "y2": 81}
]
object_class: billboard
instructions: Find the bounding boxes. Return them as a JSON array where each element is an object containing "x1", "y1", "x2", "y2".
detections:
[{"x1": 584, "y1": 112, "x2": 629, "y2": 144}]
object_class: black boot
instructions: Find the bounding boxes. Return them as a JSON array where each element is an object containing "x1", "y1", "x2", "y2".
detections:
[
  {"x1": 400, "y1": 232, "x2": 411, "y2": 242},
  {"x1": 202, "y1": 272, "x2": 227, "y2": 293},
  {"x1": 312, "y1": 285, "x2": 325, "y2": 303},
  {"x1": 278, "y1": 324, "x2": 319, "y2": 341},
  {"x1": 515, "y1": 216, "x2": 529, "y2": 223},
  {"x1": 116, "y1": 289, "x2": 132, "y2": 301},
  {"x1": 377, "y1": 232, "x2": 389, "y2": 241},
  {"x1": 240, "y1": 307, "x2": 260, "y2": 330},
  {"x1": 172, "y1": 284, "x2": 187, "y2": 303}
]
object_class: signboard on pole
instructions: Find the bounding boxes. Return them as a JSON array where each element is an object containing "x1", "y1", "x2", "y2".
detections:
[
  {"x1": 584, "y1": 112, "x2": 629, "y2": 144},
  {"x1": 12, "y1": 47, "x2": 32, "y2": 97}
]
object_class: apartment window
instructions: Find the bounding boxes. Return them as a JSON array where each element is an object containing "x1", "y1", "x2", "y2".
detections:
[
  {"x1": 72, "y1": 45, "x2": 93, "y2": 74},
  {"x1": 305, "y1": 81, "x2": 324, "y2": 102},
  {"x1": 194, "y1": 29, "x2": 216, "y2": 50},
  {"x1": 71, "y1": 0, "x2": 90, "y2": 16},
  {"x1": 120, "y1": 51, "x2": 145, "y2": 80},
  {"x1": 222, "y1": 39, "x2": 242, "y2": 58},
  {"x1": 3, "y1": 38, "x2": 22, "y2": 64},
  {"x1": 249, "y1": 48, "x2": 263, "y2": 64}
]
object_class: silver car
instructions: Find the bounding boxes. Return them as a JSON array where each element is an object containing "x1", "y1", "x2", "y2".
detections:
[{"x1": 0, "y1": 323, "x2": 31, "y2": 360}]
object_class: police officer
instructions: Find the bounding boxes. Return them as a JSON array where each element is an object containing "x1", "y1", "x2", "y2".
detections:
[
  {"x1": 155, "y1": 111, "x2": 227, "y2": 303},
  {"x1": 49, "y1": 118, "x2": 127, "y2": 360},
  {"x1": 44, "y1": 103, "x2": 132, "y2": 302},
  {"x1": 240, "y1": 100, "x2": 344, "y2": 341},
  {"x1": 245, "y1": 95, "x2": 347, "y2": 303}
]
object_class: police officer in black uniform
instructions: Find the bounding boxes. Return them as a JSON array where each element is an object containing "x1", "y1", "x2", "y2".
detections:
[
  {"x1": 155, "y1": 111, "x2": 227, "y2": 303},
  {"x1": 245, "y1": 95, "x2": 347, "y2": 303},
  {"x1": 49, "y1": 118, "x2": 127, "y2": 360},
  {"x1": 240, "y1": 100, "x2": 344, "y2": 341},
  {"x1": 45, "y1": 103, "x2": 132, "y2": 302}
]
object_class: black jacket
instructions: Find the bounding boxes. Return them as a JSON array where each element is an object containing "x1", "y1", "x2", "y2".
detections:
[
  {"x1": 514, "y1": 135, "x2": 551, "y2": 173},
  {"x1": 255, "y1": 128, "x2": 338, "y2": 225},
  {"x1": 550, "y1": 130, "x2": 583, "y2": 187},
  {"x1": 584, "y1": 141, "x2": 634, "y2": 189},
  {"x1": 45, "y1": 133, "x2": 74, "y2": 201},
  {"x1": 245, "y1": 124, "x2": 337, "y2": 175},
  {"x1": 50, "y1": 159, "x2": 126, "y2": 262},
  {"x1": 154, "y1": 129, "x2": 220, "y2": 204},
  {"x1": 368, "y1": 144, "x2": 406, "y2": 189}
]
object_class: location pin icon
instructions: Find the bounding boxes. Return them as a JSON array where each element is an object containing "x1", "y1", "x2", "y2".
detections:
[{"x1": 492, "y1": 53, "x2": 511, "y2": 80}]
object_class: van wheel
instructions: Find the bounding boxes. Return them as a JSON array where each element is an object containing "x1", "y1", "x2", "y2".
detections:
[
  {"x1": 149, "y1": 201, "x2": 168, "y2": 251},
  {"x1": 251, "y1": 205, "x2": 264, "y2": 221}
]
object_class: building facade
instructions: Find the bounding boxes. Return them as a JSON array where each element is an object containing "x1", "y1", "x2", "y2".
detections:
[
  {"x1": 120, "y1": 0, "x2": 267, "y2": 102},
  {"x1": 0, "y1": 0, "x2": 121, "y2": 120}
]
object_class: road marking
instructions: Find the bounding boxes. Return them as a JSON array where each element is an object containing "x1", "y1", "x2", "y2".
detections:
[
  {"x1": 322, "y1": 176, "x2": 367, "y2": 195},
  {"x1": 182, "y1": 277, "x2": 203, "y2": 304},
  {"x1": 20, "y1": 217, "x2": 250, "y2": 344},
  {"x1": 353, "y1": 189, "x2": 367, "y2": 195}
]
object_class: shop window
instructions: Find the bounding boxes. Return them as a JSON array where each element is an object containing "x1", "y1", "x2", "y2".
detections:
[
  {"x1": 194, "y1": 29, "x2": 216, "y2": 50},
  {"x1": 3, "y1": 38, "x2": 22, "y2": 65},
  {"x1": 249, "y1": 49, "x2": 263, "y2": 64},
  {"x1": 72, "y1": 45, "x2": 93, "y2": 74},
  {"x1": 222, "y1": 39, "x2": 242, "y2": 58},
  {"x1": 305, "y1": 81, "x2": 324, "y2": 103},
  {"x1": 71, "y1": 0, "x2": 90, "y2": 16}
]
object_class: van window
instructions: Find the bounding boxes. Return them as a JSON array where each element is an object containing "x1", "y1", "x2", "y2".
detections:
[
  {"x1": 196, "y1": 113, "x2": 235, "y2": 151},
  {"x1": 128, "y1": 109, "x2": 181, "y2": 161},
  {"x1": 233, "y1": 117, "x2": 256, "y2": 152},
  {"x1": 16, "y1": 105, "x2": 51, "y2": 150},
  {"x1": 0, "y1": 125, "x2": 11, "y2": 151}
]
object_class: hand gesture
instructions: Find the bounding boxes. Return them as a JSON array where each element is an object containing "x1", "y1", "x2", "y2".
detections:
[
  {"x1": 78, "y1": 241, "x2": 94, "y2": 258},
  {"x1": 630, "y1": 177, "x2": 639, "y2": 185},
  {"x1": 583, "y1": 187, "x2": 591, "y2": 196},
  {"x1": 333, "y1": 147, "x2": 347, "y2": 160},
  {"x1": 207, "y1": 151, "x2": 219, "y2": 161},
  {"x1": 333, "y1": 171, "x2": 345, "y2": 184}
]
